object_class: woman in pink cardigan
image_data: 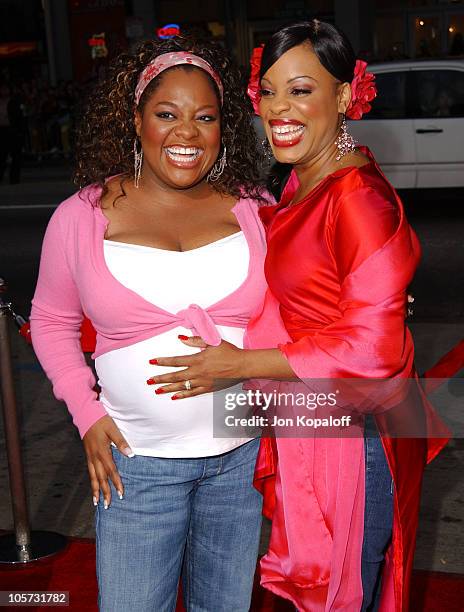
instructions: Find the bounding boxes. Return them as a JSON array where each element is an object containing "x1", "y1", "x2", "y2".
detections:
[{"x1": 30, "y1": 37, "x2": 270, "y2": 612}]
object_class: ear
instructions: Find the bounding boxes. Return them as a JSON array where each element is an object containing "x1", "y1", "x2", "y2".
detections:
[
  {"x1": 134, "y1": 110, "x2": 142, "y2": 138},
  {"x1": 337, "y1": 82, "x2": 352, "y2": 115}
]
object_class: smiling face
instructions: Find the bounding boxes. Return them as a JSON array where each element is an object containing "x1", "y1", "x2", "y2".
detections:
[
  {"x1": 134, "y1": 66, "x2": 221, "y2": 190},
  {"x1": 259, "y1": 44, "x2": 351, "y2": 166}
]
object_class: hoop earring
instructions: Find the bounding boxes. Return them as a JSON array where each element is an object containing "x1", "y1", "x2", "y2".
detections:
[
  {"x1": 133, "y1": 138, "x2": 143, "y2": 188},
  {"x1": 262, "y1": 138, "x2": 273, "y2": 161},
  {"x1": 335, "y1": 115, "x2": 357, "y2": 161},
  {"x1": 207, "y1": 145, "x2": 227, "y2": 183}
]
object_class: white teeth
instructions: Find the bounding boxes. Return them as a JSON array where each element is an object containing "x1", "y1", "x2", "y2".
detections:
[
  {"x1": 271, "y1": 126, "x2": 305, "y2": 142},
  {"x1": 165, "y1": 146, "x2": 202, "y2": 162},
  {"x1": 167, "y1": 146, "x2": 200, "y2": 154},
  {"x1": 271, "y1": 125, "x2": 305, "y2": 134}
]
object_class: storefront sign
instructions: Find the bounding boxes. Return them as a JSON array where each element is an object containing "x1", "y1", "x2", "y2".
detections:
[
  {"x1": 157, "y1": 24, "x2": 181, "y2": 39},
  {"x1": 88, "y1": 32, "x2": 108, "y2": 59}
]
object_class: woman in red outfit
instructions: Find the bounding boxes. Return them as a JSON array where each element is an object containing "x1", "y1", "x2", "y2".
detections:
[{"x1": 149, "y1": 21, "x2": 448, "y2": 611}]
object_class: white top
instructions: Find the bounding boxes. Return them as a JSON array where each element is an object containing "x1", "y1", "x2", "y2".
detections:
[{"x1": 95, "y1": 232, "x2": 254, "y2": 457}]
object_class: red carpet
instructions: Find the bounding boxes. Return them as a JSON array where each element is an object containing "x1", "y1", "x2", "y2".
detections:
[{"x1": 0, "y1": 538, "x2": 462, "y2": 611}]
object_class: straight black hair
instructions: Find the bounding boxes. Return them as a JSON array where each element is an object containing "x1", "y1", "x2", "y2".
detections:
[{"x1": 260, "y1": 20, "x2": 356, "y2": 85}]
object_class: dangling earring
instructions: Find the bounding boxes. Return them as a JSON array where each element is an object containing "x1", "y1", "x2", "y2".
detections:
[
  {"x1": 207, "y1": 145, "x2": 227, "y2": 183},
  {"x1": 262, "y1": 138, "x2": 273, "y2": 161},
  {"x1": 133, "y1": 138, "x2": 143, "y2": 188},
  {"x1": 335, "y1": 115, "x2": 357, "y2": 161}
]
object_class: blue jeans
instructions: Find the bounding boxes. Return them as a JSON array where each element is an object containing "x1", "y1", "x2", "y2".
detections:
[
  {"x1": 95, "y1": 438, "x2": 262, "y2": 612},
  {"x1": 361, "y1": 417, "x2": 394, "y2": 611}
]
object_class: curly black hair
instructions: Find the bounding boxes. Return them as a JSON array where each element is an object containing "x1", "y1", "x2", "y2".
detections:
[{"x1": 73, "y1": 36, "x2": 266, "y2": 201}]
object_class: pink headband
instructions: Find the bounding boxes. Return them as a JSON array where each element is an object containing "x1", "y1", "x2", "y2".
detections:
[{"x1": 134, "y1": 51, "x2": 224, "y2": 107}]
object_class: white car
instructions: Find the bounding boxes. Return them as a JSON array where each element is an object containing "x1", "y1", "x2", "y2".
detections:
[{"x1": 349, "y1": 60, "x2": 464, "y2": 189}]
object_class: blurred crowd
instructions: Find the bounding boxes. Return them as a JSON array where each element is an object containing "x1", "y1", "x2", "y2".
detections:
[{"x1": 0, "y1": 78, "x2": 83, "y2": 184}]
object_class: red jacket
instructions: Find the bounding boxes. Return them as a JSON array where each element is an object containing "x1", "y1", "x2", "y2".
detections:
[{"x1": 246, "y1": 150, "x2": 449, "y2": 610}]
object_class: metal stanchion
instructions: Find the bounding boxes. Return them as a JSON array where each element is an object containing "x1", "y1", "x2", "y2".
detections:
[{"x1": 0, "y1": 277, "x2": 67, "y2": 564}]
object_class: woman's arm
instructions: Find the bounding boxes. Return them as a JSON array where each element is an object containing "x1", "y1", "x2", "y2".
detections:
[
  {"x1": 147, "y1": 340, "x2": 294, "y2": 398},
  {"x1": 30, "y1": 206, "x2": 108, "y2": 437},
  {"x1": 30, "y1": 204, "x2": 134, "y2": 507},
  {"x1": 279, "y1": 186, "x2": 410, "y2": 381}
]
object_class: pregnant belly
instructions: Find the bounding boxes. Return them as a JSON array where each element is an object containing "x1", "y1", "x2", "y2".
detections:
[{"x1": 95, "y1": 325, "x2": 245, "y2": 438}]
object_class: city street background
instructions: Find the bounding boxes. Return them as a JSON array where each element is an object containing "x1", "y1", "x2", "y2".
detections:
[{"x1": 0, "y1": 159, "x2": 463, "y2": 575}]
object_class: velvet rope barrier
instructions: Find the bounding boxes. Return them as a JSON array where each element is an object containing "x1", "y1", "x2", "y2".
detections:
[
  {"x1": 422, "y1": 339, "x2": 464, "y2": 394},
  {"x1": 0, "y1": 277, "x2": 67, "y2": 564}
]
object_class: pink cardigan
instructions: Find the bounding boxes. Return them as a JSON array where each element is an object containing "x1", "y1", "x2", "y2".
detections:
[{"x1": 30, "y1": 185, "x2": 268, "y2": 438}]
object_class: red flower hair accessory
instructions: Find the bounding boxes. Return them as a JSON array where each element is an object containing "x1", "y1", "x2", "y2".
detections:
[
  {"x1": 346, "y1": 59, "x2": 377, "y2": 120},
  {"x1": 247, "y1": 45, "x2": 264, "y2": 115}
]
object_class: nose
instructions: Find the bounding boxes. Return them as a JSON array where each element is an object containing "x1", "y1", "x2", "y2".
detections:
[
  {"x1": 268, "y1": 92, "x2": 291, "y2": 116},
  {"x1": 174, "y1": 119, "x2": 200, "y2": 140}
]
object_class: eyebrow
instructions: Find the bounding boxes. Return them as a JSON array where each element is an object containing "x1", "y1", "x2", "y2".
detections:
[
  {"x1": 154, "y1": 101, "x2": 218, "y2": 110},
  {"x1": 288, "y1": 75, "x2": 318, "y2": 84},
  {"x1": 261, "y1": 75, "x2": 319, "y2": 85}
]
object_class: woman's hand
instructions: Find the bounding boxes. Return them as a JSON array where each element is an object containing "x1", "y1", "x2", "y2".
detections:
[
  {"x1": 82, "y1": 415, "x2": 135, "y2": 509},
  {"x1": 147, "y1": 336, "x2": 245, "y2": 399}
]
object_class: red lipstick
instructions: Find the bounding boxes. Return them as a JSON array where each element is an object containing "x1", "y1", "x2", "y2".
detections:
[
  {"x1": 269, "y1": 119, "x2": 306, "y2": 148},
  {"x1": 269, "y1": 119, "x2": 304, "y2": 126}
]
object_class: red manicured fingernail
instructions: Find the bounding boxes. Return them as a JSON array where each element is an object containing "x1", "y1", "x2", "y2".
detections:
[
  {"x1": 171, "y1": 395, "x2": 180, "y2": 400},
  {"x1": 149, "y1": 359, "x2": 158, "y2": 365},
  {"x1": 147, "y1": 379, "x2": 155, "y2": 385},
  {"x1": 155, "y1": 388, "x2": 165, "y2": 395},
  {"x1": 178, "y1": 334, "x2": 189, "y2": 341}
]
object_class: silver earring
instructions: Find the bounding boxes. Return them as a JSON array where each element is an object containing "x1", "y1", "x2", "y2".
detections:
[
  {"x1": 207, "y1": 145, "x2": 227, "y2": 183},
  {"x1": 262, "y1": 138, "x2": 273, "y2": 161},
  {"x1": 133, "y1": 138, "x2": 143, "y2": 188},
  {"x1": 335, "y1": 116, "x2": 357, "y2": 161}
]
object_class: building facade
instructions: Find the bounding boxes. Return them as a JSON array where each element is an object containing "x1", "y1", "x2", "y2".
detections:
[{"x1": 1, "y1": 0, "x2": 464, "y2": 86}]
